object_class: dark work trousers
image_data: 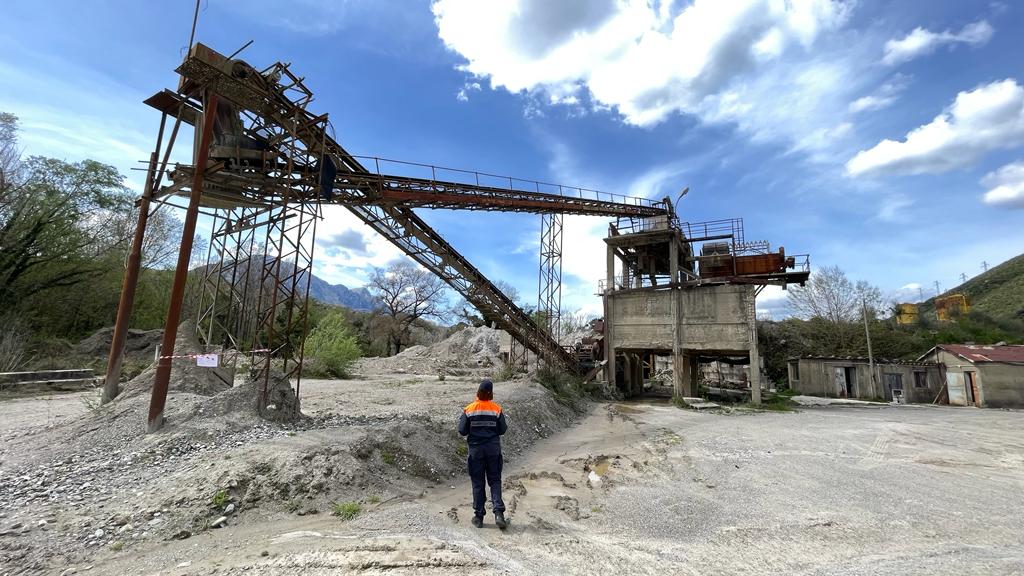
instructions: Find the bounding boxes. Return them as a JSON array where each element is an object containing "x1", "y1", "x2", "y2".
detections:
[{"x1": 467, "y1": 442, "x2": 504, "y2": 517}]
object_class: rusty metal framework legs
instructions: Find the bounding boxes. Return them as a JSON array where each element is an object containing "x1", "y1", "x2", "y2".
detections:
[
  {"x1": 148, "y1": 91, "x2": 220, "y2": 432},
  {"x1": 536, "y1": 213, "x2": 563, "y2": 366}
]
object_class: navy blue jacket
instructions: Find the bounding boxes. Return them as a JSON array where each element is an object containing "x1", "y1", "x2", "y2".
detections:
[{"x1": 458, "y1": 399, "x2": 508, "y2": 447}]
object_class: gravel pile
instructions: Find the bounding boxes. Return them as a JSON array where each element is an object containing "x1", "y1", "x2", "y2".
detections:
[{"x1": 355, "y1": 325, "x2": 503, "y2": 375}]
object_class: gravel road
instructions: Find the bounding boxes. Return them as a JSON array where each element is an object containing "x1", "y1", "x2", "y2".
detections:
[{"x1": 3, "y1": 384, "x2": 1023, "y2": 575}]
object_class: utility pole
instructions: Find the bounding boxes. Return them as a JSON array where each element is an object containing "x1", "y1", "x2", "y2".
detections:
[
  {"x1": 960, "y1": 273, "x2": 967, "y2": 284},
  {"x1": 862, "y1": 299, "x2": 877, "y2": 393},
  {"x1": 934, "y1": 281, "x2": 941, "y2": 296},
  {"x1": 982, "y1": 261, "x2": 989, "y2": 272},
  {"x1": 917, "y1": 286, "x2": 924, "y2": 301}
]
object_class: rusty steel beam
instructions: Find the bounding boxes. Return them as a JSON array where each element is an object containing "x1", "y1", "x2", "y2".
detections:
[
  {"x1": 147, "y1": 91, "x2": 219, "y2": 433},
  {"x1": 333, "y1": 172, "x2": 667, "y2": 218},
  {"x1": 102, "y1": 151, "x2": 159, "y2": 404}
]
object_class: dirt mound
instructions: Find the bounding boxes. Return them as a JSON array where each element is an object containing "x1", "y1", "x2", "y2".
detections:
[
  {"x1": 117, "y1": 320, "x2": 233, "y2": 399},
  {"x1": 202, "y1": 369, "x2": 302, "y2": 421},
  {"x1": 75, "y1": 326, "x2": 163, "y2": 361},
  {"x1": 356, "y1": 325, "x2": 502, "y2": 375}
]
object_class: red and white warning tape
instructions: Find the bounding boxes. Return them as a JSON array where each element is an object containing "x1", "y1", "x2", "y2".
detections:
[{"x1": 158, "y1": 348, "x2": 270, "y2": 360}]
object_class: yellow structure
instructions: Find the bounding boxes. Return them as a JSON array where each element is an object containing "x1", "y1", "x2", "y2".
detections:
[
  {"x1": 896, "y1": 303, "x2": 919, "y2": 325},
  {"x1": 936, "y1": 294, "x2": 970, "y2": 322}
]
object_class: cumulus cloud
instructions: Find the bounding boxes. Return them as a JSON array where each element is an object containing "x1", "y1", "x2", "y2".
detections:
[
  {"x1": 981, "y1": 160, "x2": 1024, "y2": 208},
  {"x1": 846, "y1": 79, "x2": 1024, "y2": 177},
  {"x1": 882, "y1": 20, "x2": 993, "y2": 66},
  {"x1": 313, "y1": 207, "x2": 406, "y2": 286},
  {"x1": 432, "y1": 0, "x2": 851, "y2": 127},
  {"x1": 321, "y1": 228, "x2": 370, "y2": 255}
]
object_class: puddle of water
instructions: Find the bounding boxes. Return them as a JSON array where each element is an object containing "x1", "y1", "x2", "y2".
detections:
[
  {"x1": 613, "y1": 404, "x2": 645, "y2": 414},
  {"x1": 592, "y1": 458, "x2": 611, "y2": 476}
]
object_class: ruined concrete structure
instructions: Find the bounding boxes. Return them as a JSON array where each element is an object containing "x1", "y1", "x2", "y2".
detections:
[
  {"x1": 601, "y1": 216, "x2": 808, "y2": 402},
  {"x1": 787, "y1": 357, "x2": 942, "y2": 403}
]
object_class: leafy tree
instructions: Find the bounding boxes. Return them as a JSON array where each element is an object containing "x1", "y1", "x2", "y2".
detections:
[
  {"x1": 304, "y1": 312, "x2": 361, "y2": 377},
  {"x1": 0, "y1": 155, "x2": 132, "y2": 311}
]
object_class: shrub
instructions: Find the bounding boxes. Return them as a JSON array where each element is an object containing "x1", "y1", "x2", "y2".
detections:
[
  {"x1": 536, "y1": 365, "x2": 586, "y2": 404},
  {"x1": 304, "y1": 312, "x2": 361, "y2": 378},
  {"x1": 0, "y1": 314, "x2": 30, "y2": 372},
  {"x1": 331, "y1": 501, "x2": 361, "y2": 520}
]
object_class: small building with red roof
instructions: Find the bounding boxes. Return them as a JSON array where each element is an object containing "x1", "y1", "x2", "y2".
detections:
[{"x1": 918, "y1": 344, "x2": 1024, "y2": 408}]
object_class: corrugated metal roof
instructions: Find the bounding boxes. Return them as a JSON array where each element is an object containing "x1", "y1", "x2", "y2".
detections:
[
  {"x1": 935, "y1": 344, "x2": 1024, "y2": 363},
  {"x1": 790, "y1": 356, "x2": 936, "y2": 366}
]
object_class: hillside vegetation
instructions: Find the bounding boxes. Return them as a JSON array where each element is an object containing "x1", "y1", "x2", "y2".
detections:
[{"x1": 918, "y1": 254, "x2": 1024, "y2": 321}]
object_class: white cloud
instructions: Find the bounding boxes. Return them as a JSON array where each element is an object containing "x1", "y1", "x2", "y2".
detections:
[
  {"x1": 846, "y1": 79, "x2": 1024, "y2": 177},
  {"x1": 313, "y1": 206, "x2": 406, "y2": 286},
  {"x1": 455, "y1": 81, "x2": 481, "y2": 102},
  {"x1": 981, "y1": 160, "x2": 1024, "y2": 208},
  {"x1": 433, "y1": 0, "x2": 851, "y2": 128},
  {"x1": 849, "y1": 74, "x2": 908, "y2": 113},
  {"x1": 877, "y1": 193, "x2": 913, "y2": 221},
  {"x1": 756, "y1": 285, "x2": 789, "y2": 318},
  {"x1": 882, "y1": 20, "x2": 993, "y2": 66}
]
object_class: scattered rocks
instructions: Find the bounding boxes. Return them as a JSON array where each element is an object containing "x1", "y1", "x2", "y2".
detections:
[{"x1": 211, "y1": 516, "x2": 228, "y2": 528}]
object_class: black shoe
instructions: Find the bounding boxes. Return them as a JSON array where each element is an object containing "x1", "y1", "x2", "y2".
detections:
[
  {"x1": 471, "y1": 515, "x2": 483, "y2": 528},
  {"x1": 494, "y1": 512, "x2": 507, "y2": 530}
]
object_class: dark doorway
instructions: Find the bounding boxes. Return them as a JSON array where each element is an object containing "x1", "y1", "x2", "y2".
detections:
[
  {"x1": 843, "y1": 367, "x2": 856, "y2": 398},
  {"x1": 965, "y1": 371, "x2": 979, "y2": 406}
]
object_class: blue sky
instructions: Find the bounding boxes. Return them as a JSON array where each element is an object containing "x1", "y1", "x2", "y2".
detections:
[{"x1": 2, "y1": 0, "x2": 1023, "y2": 318}]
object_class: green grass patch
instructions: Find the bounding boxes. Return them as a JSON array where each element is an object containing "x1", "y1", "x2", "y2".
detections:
[
  {"x1": 331, "y1": 501, "x2": 361, "y2": 521},
  {"x1": 211, "y1": 489, "x2": 229, "y2": 509},
  {"x1": 380, "y1": 449, "x2": 396, "y2": 465}
]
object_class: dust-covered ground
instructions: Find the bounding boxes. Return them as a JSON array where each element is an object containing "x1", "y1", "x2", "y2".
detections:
[{"x1": 3, "y1": 380, "x2": 1023, "y2": 575}]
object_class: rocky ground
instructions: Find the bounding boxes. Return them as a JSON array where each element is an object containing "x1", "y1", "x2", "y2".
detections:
[
  {"x1": 2, "y1": 369, "x2": 1023, "y2": 575},
  {"x1": 0, "y1": 360, "x2": 577, "y2": 575}
]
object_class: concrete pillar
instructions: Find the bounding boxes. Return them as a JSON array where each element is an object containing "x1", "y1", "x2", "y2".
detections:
[
  {"x1": 622, "y1": 354, "x2": 633, "y2": 397},
  {"x1": 688, "y1": 355, "x2": 699, "y2": 397},
  {"x1": 604, "y1": 244, "x2": 616, "y2": 388},
  {"x1": 748, "y1": 286, "x2": 762, "y2": 404},
  {"x1": 672, "y1": 352, "x2": 685, "y2": 399},
  {"x1": 632, "y1": 353, "x2": 644, "y2": 396},
  {"x1": 749, "y1": 346, "x2": 762, "y2": 404},
  {"x1": 680, "y1": 354, "x2": 695, "y2": 397}
]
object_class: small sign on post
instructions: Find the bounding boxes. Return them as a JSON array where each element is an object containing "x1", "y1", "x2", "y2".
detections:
[{"x1": 196, "y1": 354, "x2": 219, "y2": 368}]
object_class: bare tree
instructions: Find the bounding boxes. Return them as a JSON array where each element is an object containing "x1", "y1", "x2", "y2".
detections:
[
  {"x1": 786, "y1": 265, "x2": 885, "y2": 353},
  {"x1": 368, "y1": 260, "x2": 448, "y2": 355},
  {"x1": 787, "y1": 265, "x2": 884, "y2": 323}
]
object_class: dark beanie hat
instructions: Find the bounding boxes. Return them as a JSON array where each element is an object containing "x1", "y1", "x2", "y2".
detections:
[{"x1": 478, "y1": 379, "x2": 493, "y2": 394}]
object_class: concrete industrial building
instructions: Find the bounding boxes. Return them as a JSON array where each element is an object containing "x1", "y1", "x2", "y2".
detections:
[
  {"x1": 601, "y1": 216, "x2": 808, "y2": 402},
  {"x1": 787, "y1": 357, "x2": 942, "y2": 403},
  {"x1": 918, "y1": 344, "x2": 1024, "y2": 408}
]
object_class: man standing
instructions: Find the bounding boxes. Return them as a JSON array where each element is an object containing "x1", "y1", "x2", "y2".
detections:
[{"x1": 458, "y1": 379, "x2": 508, "y2": 529}]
